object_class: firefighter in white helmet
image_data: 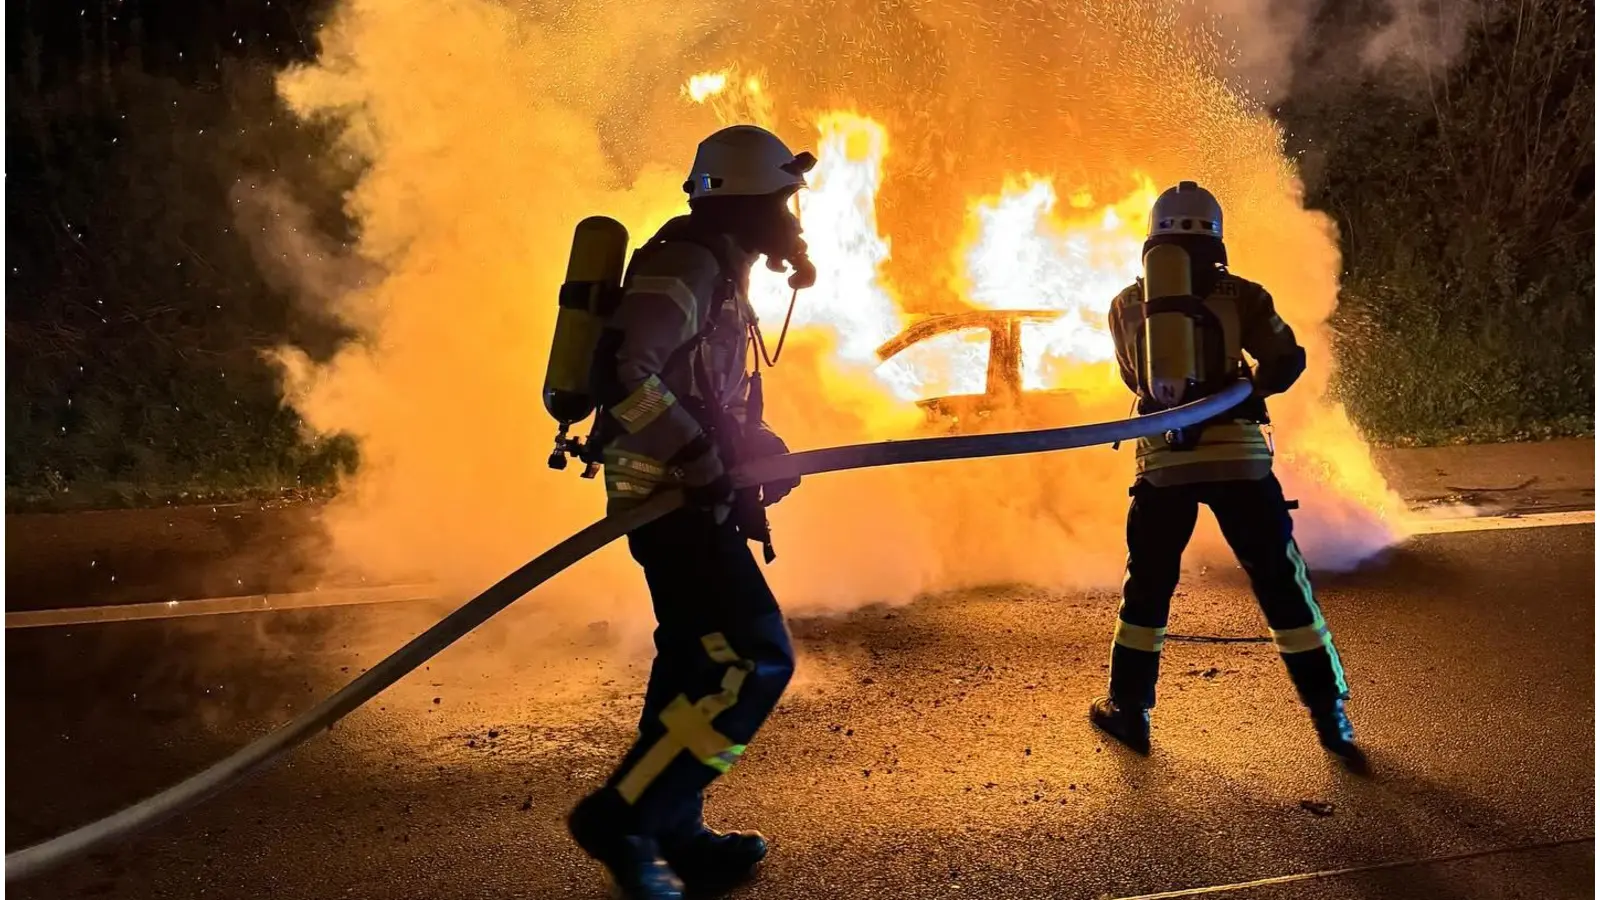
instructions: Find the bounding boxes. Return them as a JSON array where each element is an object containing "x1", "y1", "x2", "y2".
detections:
[
  {"x1": 566, "y1": 125, "x2": 816, "y2": 900},
  {"x1": 1090, "y1": 181, "x2": 1364, "y2": 769}
]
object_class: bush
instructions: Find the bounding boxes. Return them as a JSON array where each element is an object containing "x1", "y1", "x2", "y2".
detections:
[
  {"x1": 1286, "y1": 0, "x2": 1595, "y2": 444},
  {"x1": 6, "y1": 1, "x2": 356, "y2": 509}
]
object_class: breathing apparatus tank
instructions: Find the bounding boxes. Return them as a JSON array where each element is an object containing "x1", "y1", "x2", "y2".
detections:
[
  {"x1": 544, "y1": 216, "x2": 630, "y2": 474},
  {"x1": 1140, "y1": 242, "x2": 1204, "y2": 409}
]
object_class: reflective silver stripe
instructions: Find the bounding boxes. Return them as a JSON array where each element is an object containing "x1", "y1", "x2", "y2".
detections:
[
  {"x1": 605, "y1": 478, "x2": 656, "y2": 499},
  {"x1": 627, "y1": 276, "x2": 700, "y2": 330},
  {"x1": 1135, "y1": 420, "x2": 1272, "y2": 473},
  {"x1": 701, "y1": 632, "x2": 740, "y2": 663},
  {"x1": 1271, "y1": 622, "x2": 1331, "y2": 654},
  {"x1": 604, "y1": 448, "x2": 666, "y2": 481},
  {"x1": 1113, "y1": 620, "x2": 1167, "y2": 653},
  {"x1": 604, "y1": 449, "x2": 668, "y2": 498},
  {"x1": 612, "y1": 375, "x2": 676, "y2": 433}
]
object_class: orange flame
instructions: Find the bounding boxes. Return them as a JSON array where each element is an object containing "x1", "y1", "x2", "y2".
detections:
[{"x1": 680, "y1": 70, "x2": 1408, "y2": 563}]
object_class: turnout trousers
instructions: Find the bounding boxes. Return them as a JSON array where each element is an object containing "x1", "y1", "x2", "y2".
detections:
[
  {"x1": 1108, "y1": 473, "x2": 1350, "y2": 712},
  {"x1": 598, "y1": 505, "x2": 796, "y2": 838}
]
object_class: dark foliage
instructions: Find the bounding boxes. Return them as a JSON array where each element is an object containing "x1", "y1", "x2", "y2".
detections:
[
  {"x1": 6, "y1": 0, "x2": 357, "y2": 508},
  {"x1": 1282, "y1": 0, "x2": 1594, "y2": 443}
]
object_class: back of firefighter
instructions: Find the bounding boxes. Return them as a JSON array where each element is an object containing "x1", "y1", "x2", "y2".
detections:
[
  {"x1": 1088, "y1": 181, "x2": 1365, "y2": 770},
  {"x1": 566, "y1": 125, "x2": 815, "y2": 900}
]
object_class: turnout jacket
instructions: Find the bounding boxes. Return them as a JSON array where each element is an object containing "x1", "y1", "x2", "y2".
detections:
[
  {"x1": 593, "y1": 217, "x2": 775, "y2": 513},
  {"x1": 1107, "y1": 272, "x2": 1306, "y2": 487}
]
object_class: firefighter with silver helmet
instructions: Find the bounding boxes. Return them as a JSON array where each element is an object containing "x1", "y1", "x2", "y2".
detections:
[
  {"x1": 563, "y1": 125, "x2": 817, "y2": 900},
  {"x1": 1090, "y1": 181, "x2": 1364, "y2": 769}
]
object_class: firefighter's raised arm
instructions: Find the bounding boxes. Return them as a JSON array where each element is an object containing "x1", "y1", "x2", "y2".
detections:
[
  {"x1": 1239, "y1": 284, "x2": 1307, "y2": 397},
  {"x1": 1108, "y1": 286, "x2": 1143, "y2": 395}
]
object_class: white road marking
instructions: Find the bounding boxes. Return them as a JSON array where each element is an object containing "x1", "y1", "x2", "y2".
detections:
[
  {"x1": 7, "y1": 508, "x2": 1592, "y2": 630},
  {"x1": 1402, "y1": 508, "x2": 1594, "y2": 535},
  {"x1": 1109, "y1": 836, "x2": 1592, "y2": 899},
  {"x1": 4, "y1": 584, "x2": 442, "y2": 630}
]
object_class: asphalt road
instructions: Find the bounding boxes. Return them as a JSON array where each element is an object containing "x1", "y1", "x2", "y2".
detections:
[{"x1": 6, "y1": 522, "x2": 1594, "y2": 899}]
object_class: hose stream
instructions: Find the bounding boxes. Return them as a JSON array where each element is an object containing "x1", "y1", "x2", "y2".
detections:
[{"x1": 6, "y1": 382, "x2": 1249, "y2": 882}]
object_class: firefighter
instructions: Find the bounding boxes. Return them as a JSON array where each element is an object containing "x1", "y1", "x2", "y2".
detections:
[
  {"x1": 565, "y1": 125, "x2": 816, "y2": 900},
  {"x1": 1089, "y1": 181, "x2": 1364, "y2": 770}
]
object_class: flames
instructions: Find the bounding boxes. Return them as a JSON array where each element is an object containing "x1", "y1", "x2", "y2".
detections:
[
  {"x1": 747, "y1": 113, "x2": 908, "y2": 387},
  {"x1": 688, "y1": 73, "x2": 1160, "y2": 407},
  {"x1": 685, "y1": 70, "x2": 1410, "y2": 560},
  {"x1": 961, "y1": 176, "x2": 1158, "y2": 394}
]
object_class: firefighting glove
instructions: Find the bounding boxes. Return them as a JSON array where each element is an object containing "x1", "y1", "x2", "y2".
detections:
[
  {"x1": 746, "y1": 425, "x2": 801, "y2": 506},
  {"x1": 675, "y1": 436, "x2": 733, "y2": 523}
]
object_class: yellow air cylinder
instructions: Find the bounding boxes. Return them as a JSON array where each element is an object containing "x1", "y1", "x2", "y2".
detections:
[
  {"x1": 1141, "y1": 242, "x2": 1201, "y2": 408},
  {"x1": 544, "y1": 216, "x2": 630, "y2": 428}
]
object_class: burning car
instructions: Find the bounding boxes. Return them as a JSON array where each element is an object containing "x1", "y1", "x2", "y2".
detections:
[{"x1": 875, "y1": 308, "x2": 1103, "y2": 432}]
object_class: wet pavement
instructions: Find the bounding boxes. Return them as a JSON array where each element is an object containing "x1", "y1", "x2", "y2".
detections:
[{"x1": 6, "y1": 521, "x2": 1594, "y2": 899}]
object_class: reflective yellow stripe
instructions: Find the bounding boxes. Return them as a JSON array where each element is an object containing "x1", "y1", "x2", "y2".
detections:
[
  {"x1": 604, "y1": 449, "x2": 668, "y2": 499},
  {"x1": 1136, "y1": 446, "x2": 1274, "y2": 474},
  {"x1": 1135, "y1": 421, "x2": 1269, "y2": 455},
  {"x1": 658, "y1": 696, "x2": 738, "y2": 760},
  {"x1": 701, "y1": 632, "x2": 739, "y2": 664},
  {"x1": 1282, "y1": 542, "x2": 1349, "y2": 694},
  {"x1": 613, "y1": 632, "x2": 754, "y2": 804},
  {"x1": 699, "y1": 664, "x2": 750, "y2": 718},
  {"x1": 1195, "y1": 421, "x2": 1265, "y2": 441},
  {"x1": 1113, "y1": 620, "x2": 1167, "y2": 653},
  {"x1": 1136, "y1": 439, "x2": 1273, "y2": 457},
  {"x1": 605, "y1": 478, "x2": 656, "y2": 499},
  {"x1": 615, "y1": 739, "x2": 680, "y2": 804},
  {"x1": 1136, "y1": 421, "x2": 1272, "y2": 474},
  {"x1": 704, "y1": 744, "x2": 746, "y2": 774},
  {"x1": 1271, "y1": 622, "x2": 1331, "y2": 654},
  {"x1": 604, "y1": 449, "x2": 666, "y2": 480},
  {"x1": 1271, "y1": 545, "x2": 1330, "y2": 655},
  {"x1": 627, "y1": 276, "x2": 700, "y2": 330},
  {"x1": 612, "y1": 374, "x2": 676, "y2": 434}
]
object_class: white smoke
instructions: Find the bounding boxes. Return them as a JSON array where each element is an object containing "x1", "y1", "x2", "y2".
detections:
[{"x1": 1200, "y1": 0, "x2": 1498, "y2": 100}]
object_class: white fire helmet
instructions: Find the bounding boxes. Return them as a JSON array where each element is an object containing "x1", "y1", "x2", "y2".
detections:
[
  {"x1": 683, "y1": 125, "x2": 816, "y2": 201},
  {"x1": 1147, "y1": 181, "x2": 1224, "y2": 240}
]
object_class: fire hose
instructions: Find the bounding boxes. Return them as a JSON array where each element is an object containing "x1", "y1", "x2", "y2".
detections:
[{"x1": 6, "y1": 381, "x2": 1250, "y2": 882}]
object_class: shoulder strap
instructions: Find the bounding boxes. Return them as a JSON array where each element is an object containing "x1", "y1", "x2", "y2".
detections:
[
  {"x1": 626, "y1": 217, "x2": 741, "y2": 384},
  {"x1": 630, "y1": 216, "x2": 737, "y2": 315}
]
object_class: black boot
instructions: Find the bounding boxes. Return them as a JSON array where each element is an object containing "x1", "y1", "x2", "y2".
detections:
[
  {"x1": 568, "y1": 791, "x2": 685, "y2": 900},
  {"x1": 1089, "y1": 696, "x2": 1151, "y2": 754},
  {"x1": 1311, "y1": 699, "x2": 1368, "y2": 773},
  {"x1": 661, "y1": 826, "x2": 768, "y2": 896}
]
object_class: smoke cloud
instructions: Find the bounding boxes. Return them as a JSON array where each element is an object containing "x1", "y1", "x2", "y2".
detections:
[
  {"x1": 1200, "y1": 0, "x2": 1498, "y2": 101},
  {"x1": 262, "y1": 0, "x2": 1410, "y2": 633},
  {"x1": 231, "y1": 175, "x2": 379, "y2": 316}
]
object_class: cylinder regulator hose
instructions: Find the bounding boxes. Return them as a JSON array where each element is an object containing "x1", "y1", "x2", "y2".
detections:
[{"x1": 6, "y1": 381, "x2": 1250, "y2": 882}]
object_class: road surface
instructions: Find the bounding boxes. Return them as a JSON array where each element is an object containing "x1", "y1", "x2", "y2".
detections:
[{"x1": 6, "y1": 518, "x2": 1593, "y2": 899}]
